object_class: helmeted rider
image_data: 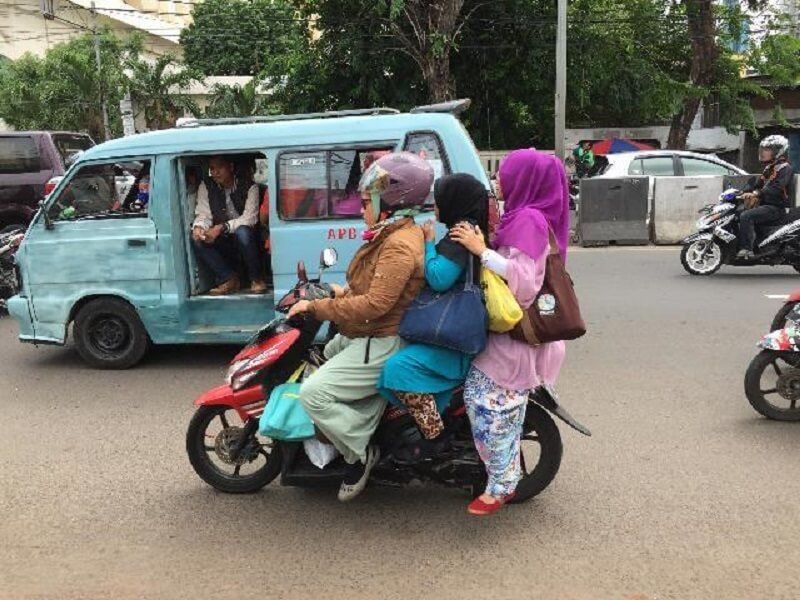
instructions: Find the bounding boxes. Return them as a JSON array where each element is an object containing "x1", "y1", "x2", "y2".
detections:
[
  {"x1": 287, "y1": 151, "x2": 433, "y2": 502},
  {"x1": 737, "y1": 135, "x2": 794, "y2": 260}
]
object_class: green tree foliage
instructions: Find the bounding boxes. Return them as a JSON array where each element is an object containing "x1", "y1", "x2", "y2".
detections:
[
  {"x1": 180, "y1": 0, "x2": 305, "y2": 77},
  {"x1": 267, "y1": 0, "x2": 427, "y2": 113},
  {"x1": 204, "y1": 79, "x2": 276, "y2": 117},
  {"x1": 0, "y1": 33, "x2": 127, "y2": 140},
  {"x1": 125, "y1": 53, "x2": 199, "y2": 130}
]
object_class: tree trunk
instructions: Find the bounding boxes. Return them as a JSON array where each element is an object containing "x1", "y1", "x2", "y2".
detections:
[
  {"x1": 666, "y1": 0, "x2": 717, "y2": 149},
  {"x1": 423, "y1": 54, "x2": 455, "y2": 102},
  {"x1": 392, "y1": 0, "x2": 465, "y2": 103}
]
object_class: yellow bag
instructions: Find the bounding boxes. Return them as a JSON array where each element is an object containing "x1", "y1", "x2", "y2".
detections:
[{"x1": 482, "y1": 267, "x2": 523, "y2": 333}]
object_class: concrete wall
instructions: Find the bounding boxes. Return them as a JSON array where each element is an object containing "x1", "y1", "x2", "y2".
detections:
[{"x1": 652, "y1": 177, "x2": 726, "y2": 244}]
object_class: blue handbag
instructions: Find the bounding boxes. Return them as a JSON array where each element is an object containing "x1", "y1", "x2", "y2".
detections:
[
  {"x1": 258, "y1": 383, "x2": 315, "y2": 441},
  {"x1": 399, "y1": 256, "x2": 488, "y2": 355}
]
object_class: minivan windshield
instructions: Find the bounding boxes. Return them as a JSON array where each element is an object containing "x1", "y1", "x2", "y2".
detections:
[{"x1": 52, "y1": 133, "x2": 95, "y2": 164}]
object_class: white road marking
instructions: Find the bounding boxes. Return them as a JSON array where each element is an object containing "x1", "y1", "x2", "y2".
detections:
[{"x1": 765, "y1": 294, "x2": 790, "y2": 300}]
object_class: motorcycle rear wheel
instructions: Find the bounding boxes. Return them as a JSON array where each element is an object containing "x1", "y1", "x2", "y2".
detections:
[
  {"x1": 468, "y1": 403, "x2": 563, "y2": 502},
  {"x1": 506, "y1": 403, "x2": 563, "y2": 503},
  {"x1": 187, "y1": 405, "x2": 282, "y2": 493},
  {"x1": 744, "y1": 350, "x2": 800, "y2": 421}
]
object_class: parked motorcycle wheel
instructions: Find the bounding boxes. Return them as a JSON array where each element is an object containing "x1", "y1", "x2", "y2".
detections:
[
  {"x1": 744, "y1": 350, "x2": 800, "y2": 421},
  {"x1": 681, "y1": 239, "x2": 723, "y2": 276},
  {"x1": 771, "y1": 302, "x2": 799, "y2": 332},
  {"x1": 187, "y1": 406, "x2": 282, "y2": 493}
]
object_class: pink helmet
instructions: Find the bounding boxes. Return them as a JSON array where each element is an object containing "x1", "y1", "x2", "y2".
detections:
[{"x1": 358, "y1": 151, "x2": 434, "y2": 215}]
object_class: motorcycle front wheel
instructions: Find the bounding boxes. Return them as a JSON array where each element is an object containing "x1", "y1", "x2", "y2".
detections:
[
  {"x1": 187, "y1": 405, "x2": 282, "y2": 493},
  {"x1": 681, "y1": 239, "x2": 723, "y2": 276},
  {"x1": 771, "y1": 301, "x2": 799, "y2": 332},
  {"x1": 744, "y1": 350, "x2": 800, "y2": 421}
]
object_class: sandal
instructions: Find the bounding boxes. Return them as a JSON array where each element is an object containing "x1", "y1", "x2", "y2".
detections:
[{"x1": 467, "y1": 492, "x2": 515, "y2": 516}]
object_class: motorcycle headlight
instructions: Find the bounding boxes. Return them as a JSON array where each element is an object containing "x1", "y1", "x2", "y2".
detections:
[{"x1": 225, "y1": 345, "x2": 282, "y2": 391}]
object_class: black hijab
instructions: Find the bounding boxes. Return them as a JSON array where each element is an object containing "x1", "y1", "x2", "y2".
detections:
[{"x1": 433, "y1": 173, "x2": 489, "y2": 268}]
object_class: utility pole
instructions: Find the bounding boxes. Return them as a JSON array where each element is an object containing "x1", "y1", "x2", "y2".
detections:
[
  {"x1": 554, "y1": 0, "x2": 567, "y2": 161},
  {"x1": 91, "y1": 1, "x2": 111, "y2": 141}
]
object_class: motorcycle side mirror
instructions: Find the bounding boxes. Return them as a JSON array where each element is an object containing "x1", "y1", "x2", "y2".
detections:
[
  {"x1": 297, "y1": 261, "x2": 308, "y2": 283},
  {"x1": 320, "y1": 247, "x2": 338, "y2": 269}
]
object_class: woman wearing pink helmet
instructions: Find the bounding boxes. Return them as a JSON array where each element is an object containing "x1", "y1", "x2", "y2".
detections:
[{"x1": 287, "y1": 151, "x2": 434, "y2": 501}]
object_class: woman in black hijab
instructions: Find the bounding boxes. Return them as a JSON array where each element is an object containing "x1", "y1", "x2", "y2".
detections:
[{"x1": 377, "y1": 173, "x2": 489, "y2": 462}]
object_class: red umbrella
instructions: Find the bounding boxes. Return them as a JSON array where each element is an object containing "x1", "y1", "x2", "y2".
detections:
[{"x1": 590, "y1": 138, "x2": 656, "y2": 155}]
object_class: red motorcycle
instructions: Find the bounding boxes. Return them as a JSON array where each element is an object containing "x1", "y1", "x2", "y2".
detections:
[
  {"x1": 771, "y1": 290, "x2": 800, "y2": 332},
  {"x1": 186, "y1": 249, "x2": 590, "y2": 500}
]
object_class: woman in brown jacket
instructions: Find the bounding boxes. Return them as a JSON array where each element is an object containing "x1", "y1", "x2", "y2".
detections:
[{"x1": 287, "y1": 152, "x2": 433, "y2": 501}]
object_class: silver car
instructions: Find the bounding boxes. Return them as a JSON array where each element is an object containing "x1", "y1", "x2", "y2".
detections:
[{"x1": 596, "y1": 150, "x2": 747, "y2": 179}]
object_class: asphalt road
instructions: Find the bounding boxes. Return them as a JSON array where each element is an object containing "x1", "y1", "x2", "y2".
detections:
[{"x1": 2, "y1": 248, "x2": 800, "y2": 600}]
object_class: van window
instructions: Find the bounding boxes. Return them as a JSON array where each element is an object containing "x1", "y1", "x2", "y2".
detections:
[
  {"x1": 403, "y1": 132, "x2": 450, "y2": 204},
  {"x1": 48, "y1": 159, "x2": 151, "y2": 221},
  {"x1": 0, "y1": 136, "x2": 40, "y2": 174},
  {"x1": 278, "y1": 146, "x2": 394, "y2": 220}
]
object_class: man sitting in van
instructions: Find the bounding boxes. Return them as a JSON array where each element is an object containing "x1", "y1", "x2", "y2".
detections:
[{"x1": 192, "y1": 156, "x2": 267, "y2": 295}]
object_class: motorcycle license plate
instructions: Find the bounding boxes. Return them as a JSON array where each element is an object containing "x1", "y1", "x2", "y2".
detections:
[{"x1": 714, "y1": 226, "x2": 736, "y2": 243}]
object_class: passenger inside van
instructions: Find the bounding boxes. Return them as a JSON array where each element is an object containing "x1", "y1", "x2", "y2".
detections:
[{"x1": 192, "y1": 155, "x2": 267, "y2": 295}]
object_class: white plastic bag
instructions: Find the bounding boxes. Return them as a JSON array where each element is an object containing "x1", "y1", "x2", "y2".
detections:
[{"x1": 303, "y1": 438, "x2": 340, "y2": 469}]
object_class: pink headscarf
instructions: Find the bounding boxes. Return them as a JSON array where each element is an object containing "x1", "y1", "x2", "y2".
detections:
[{"x1": 495, "y1": 149, "x2": 570, "y2": 262}]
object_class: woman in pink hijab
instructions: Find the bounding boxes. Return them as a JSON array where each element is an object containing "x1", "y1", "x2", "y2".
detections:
[{"x1": 450, "y1": 148, "x2": 569, "y2": 516}]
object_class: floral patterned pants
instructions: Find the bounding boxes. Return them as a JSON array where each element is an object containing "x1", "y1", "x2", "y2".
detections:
[{"x1": 463, "y1": 367, "x2": 528, "y2": 497}]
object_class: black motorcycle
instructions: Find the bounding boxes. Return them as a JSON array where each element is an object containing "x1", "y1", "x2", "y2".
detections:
[
  {"x1": 186, "y1": 250, "x2": 591, "y2": 502},
  {"x1": 0, "y1": 226, "x2": 24, "y2": 315},
  {"x1": 681, "y1": 189, "x2": 800, "y2": 276}
]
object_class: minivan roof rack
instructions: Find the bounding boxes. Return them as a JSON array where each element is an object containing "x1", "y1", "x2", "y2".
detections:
[
  {"x1": 410, "y1": 99, "x2": 471, "y2": 115},
  {"x1": 175, "y1": 107, "x2": 400, "y2": 128}
]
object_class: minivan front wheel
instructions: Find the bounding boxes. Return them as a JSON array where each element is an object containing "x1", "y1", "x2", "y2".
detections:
[{"x1": 73, "y1": 298, "x2": 149, "y2": 369}]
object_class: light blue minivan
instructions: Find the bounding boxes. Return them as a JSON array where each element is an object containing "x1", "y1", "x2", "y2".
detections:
[{"x1": 9, "y1": 101, "x2": 490, "y2": 368}]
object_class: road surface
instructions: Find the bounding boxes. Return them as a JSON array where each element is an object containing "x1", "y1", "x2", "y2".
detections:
[{"x1": 2, "y1": 248, "x2": 799, "y2": 599}]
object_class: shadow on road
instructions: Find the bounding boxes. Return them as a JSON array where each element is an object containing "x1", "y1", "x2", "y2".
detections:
[
  {"x1": 168, "y1": 483, "x2": 554, "y2": 543},
  {"x1": 727, "y1": 415, "x2": 800, "y2": 444},
  {"x1": 19, "y1": 342, "x2": 238, "y2": 372},
  {"x1": 703, "y1": 271, "x2": 799, "y2": 280}
]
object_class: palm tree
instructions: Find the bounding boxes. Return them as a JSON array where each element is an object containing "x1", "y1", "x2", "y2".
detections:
[
  {"x1": 204, "y1": 78, "x2": 274, "y2": 118},
  {"x1": 126, "y1": 54, "x2": 199, "y2": 130}
]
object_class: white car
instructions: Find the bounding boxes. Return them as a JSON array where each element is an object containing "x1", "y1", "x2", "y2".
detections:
[{"x1": 596, "y1": 150, "x2": 748, "y2": 178}]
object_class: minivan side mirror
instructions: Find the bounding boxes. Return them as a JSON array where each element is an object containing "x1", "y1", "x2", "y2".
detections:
[{"x1": 320, "y1": 248, "x2": 338, "y2": 269}]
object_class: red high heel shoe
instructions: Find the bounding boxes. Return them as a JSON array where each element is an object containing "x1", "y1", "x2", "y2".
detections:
[{"x1": 467, "y1": 492, "x2": 515, "y2": 516}]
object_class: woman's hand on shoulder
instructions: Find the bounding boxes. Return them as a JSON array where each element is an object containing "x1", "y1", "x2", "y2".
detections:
[
  {"x1": 421, "y1": 220, "x2": 436, "y2": 242},
  {"x1": 449, "y1": 222, "x2": 487, "y2": 256}
]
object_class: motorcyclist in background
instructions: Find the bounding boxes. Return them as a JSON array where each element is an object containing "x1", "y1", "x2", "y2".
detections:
[{"x1": 737, "y1": 135, "x2": 794, "y2": 260}]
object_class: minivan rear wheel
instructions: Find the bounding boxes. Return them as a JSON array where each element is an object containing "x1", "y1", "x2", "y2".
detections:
[{"x1": 73, "y1": 298, "x2": 150, "y2": 369}]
